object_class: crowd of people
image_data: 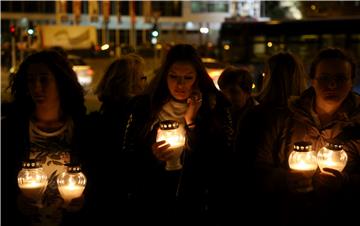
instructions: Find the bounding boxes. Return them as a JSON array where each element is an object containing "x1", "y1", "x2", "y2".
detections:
[{"x1": 2, "y1": 44, "x2": 360, "y2": 226}]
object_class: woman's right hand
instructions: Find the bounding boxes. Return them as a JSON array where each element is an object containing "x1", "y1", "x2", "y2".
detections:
[
  {"x1": 152, "y1": 140, "x2": 172, "y2": 161},
  {"x1": 286, "y1": 170, "x2": 314, "y2": 193},
  {"x1": 17, "y1": 194, "x2": 41, "y2": 216}
]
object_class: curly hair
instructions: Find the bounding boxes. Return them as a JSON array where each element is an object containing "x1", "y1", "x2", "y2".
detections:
[{"x1": 10, "y1": 50, "x2": 85, "y2": 120}]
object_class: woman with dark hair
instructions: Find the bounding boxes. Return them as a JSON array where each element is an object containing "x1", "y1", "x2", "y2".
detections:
[
  {"x1": 118, "y1": 44, "x2": 234, "y2": 225},
  {"x1": 2, "y1": 50, "x2": 88, "y2": 226}
]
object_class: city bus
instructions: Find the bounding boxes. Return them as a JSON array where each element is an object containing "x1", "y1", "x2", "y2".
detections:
[{"x1": 218, "y1": 17, "x2": 360, "y2": 92}]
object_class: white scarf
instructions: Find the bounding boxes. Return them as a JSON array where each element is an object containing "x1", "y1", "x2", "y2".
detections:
[{"x1": 158, "y1": 99, "x2": 188, "y2": 123}]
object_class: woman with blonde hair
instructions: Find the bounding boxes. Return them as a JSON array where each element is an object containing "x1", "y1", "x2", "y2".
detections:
[
  {"x1": 95, "y1": 53, "x2": 147, "y2": 112},
  {"x1": 257, "y1": 51, "x2": 308, "y2": 106}
]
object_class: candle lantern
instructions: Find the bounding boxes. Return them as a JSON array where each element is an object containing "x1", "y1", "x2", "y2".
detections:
[
  {"x1": 288, "y1": 141, "x2": 318, "y2": 192},
  {"x1": 57, "y1": 163, "x2": 87, "y2": 204},
  {"x1": 156, "y1": 120, "x2": 186, "y2": 171},
  {"x1": 317, "y1": 142, "x2": 348, "y2": 173},
  {"x1": 289, "y1": 141, "x2": 318, "y2": 172},
  {"x1": 17, "y1": 159, "x2": 48, "y2": 201}
]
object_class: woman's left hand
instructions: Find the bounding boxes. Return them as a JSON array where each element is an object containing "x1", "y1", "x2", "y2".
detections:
[
  {"x1": 313, "y1": 168, "x2": 347, "y2": 194},
  {"x1": 64, "y1": 195, "x2": 84, "y2": 212}
]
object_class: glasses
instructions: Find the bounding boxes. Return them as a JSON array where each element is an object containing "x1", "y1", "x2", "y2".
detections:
[{"x1": 315, "y1": 75, "x2": 350, "y2": 86}]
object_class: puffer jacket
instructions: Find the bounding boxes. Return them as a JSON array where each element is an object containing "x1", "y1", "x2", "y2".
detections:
[
  {"x1": 254, "y1": 88, "x2": 360, "y2": 226},
  {"x1": 256, "y1": 88, "x2": 360, "y2": 185}
]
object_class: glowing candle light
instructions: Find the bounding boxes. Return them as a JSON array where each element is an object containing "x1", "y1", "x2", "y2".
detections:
[
  {"x1": 289, "y1": 142, "x2": 318, "y2": 172},
  {"x1": 317, "y1": 142, "x2": 347, "y2": 173},
  {"x1": 288, "y1": 142, "x2": 317, "y2": 192},
  {"x1": 57, "y1": 164, "x2": 86, "y2": 204},
  {"x1": 17, "y1": 159, "x2": 48, "y2": 201},
  {"x1": 156, "y1": 120, "x2": 186, "y2": 171}
]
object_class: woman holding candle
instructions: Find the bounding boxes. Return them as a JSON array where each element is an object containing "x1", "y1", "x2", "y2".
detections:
[
  {"x1": 254, "y1": 48, "x2": 360, "y2": 225},
  {"x1": 117, "y1": 44, "x2": 234, "y2": 225},
  {"x1": 2, "y1": 50, "x2": 89, "y2": 226}
]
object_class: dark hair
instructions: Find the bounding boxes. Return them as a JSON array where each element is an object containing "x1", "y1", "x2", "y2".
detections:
[
  {"x1": 309, "y1": 47, "x2": 356, "y2": 80},
  {"x1": 95, "y1": 53, "x2": 145, "y2": 103},
  {"x1": 145, "y1": 44, "x2": 217, "y2": 118},
  {"x1": 257, "y1": 51, "x2": 308, "y2": 106},
  {"x1": 218, "y1": 66, "x2": 253, "y2": 94},
  {"x1": 10, "y1": 50, "x2": 85, "y2": 119}
]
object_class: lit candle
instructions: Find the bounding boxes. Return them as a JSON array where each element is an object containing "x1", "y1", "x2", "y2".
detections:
[
  {"x1": 156, "y1": 120, "x2": 186, "y2": 149},
  {"x1": 288, "y1": 142, "x2": 318, "y2": 172},
  {"x1": 18, "y1": 160, "x2": 48, "y2": 201},
  {"x1": 57, "y1": 164, "x2": 86, "y2": 204},
  {"x1": 18, "y1": 182, "x2": 47, "y2": 199},
  {"x1": 156, "y1": 120, "x2": 186, "y2": 171},
  {"x1": 290, "y1": 160, "x2": 318, "y2": 171},
  {"x1": 317, "y1": 143, "x2": 347, "y2": 173},
  {"x1": 288, "y1": 142, "x2": 317, "y2": 192},
  {"x1": 58, "y1": 182, "x2": 85, "y2": 203}
]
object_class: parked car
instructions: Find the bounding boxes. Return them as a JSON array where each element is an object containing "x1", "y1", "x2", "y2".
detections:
[
  {"x1": 67, "y1": 55, "x2": 94, "y2": 87},
  {"x1": 202, "y1": 57, "x2": 225, "y2": 89}
]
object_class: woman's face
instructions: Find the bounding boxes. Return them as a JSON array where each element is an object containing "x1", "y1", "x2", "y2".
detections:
[
  {"x1": 167, "y1": 62, "x2": 197, "y2": 101},
  {"x1": 27, "y1": 63, "x2": 60, "y2": 107},
  {"x1": 132, "y1": 64, "x2": 147, "y2": 96},
  {"x1": 311, "y1": 59, "x2": 352, "y2": 108},
  {"x1": 222, "y1": 81, "x2": 250, "y2": 110}
]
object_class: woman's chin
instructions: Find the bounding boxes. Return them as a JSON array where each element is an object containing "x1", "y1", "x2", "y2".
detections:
[{"x1": 172, "y1": 96, "x2": 187, "y2": 103}]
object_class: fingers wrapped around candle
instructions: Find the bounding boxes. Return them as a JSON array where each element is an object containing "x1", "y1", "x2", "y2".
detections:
[{"x1": 152, "y1": 140, "x2": 173, "y2": 161}]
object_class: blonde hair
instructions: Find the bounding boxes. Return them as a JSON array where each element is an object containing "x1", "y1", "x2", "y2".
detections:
[
  {"x1": 96, "y1": 53, "x2": 145, "y2": 102},
  {"x1": 257, "y1": 52, "x2": 308, "y2": 106}
]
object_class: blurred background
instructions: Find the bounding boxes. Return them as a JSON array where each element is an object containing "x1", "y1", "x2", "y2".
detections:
[{"x1": 1, "y1": 1, "x2": 360, "y2": 112}]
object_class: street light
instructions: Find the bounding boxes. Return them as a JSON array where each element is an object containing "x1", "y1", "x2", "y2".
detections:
[
  {"x1": 151, "y1": 23, "x2": 159, "y2": 45},
  {"x1": 10, "y1": 24, "x2": 17, "y2": 71},
  {"x1": 10, "y1": 24, "x2": 16, "y2": 36}
]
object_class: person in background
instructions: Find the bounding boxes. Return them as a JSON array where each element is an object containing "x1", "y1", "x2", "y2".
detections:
[
  {"x1": 236, "y1": 51, "x2": 308, "y2": 160},
  {"x1": 2, "y1": 50, "x2": 88, "y2": 226},
  {"x1": 218, "y1": 66, "x2": 258, "y2": 133},
  {"x1": 257, "y1": 51, "x2": 308, "y2": 106},
  {"x1": 254, "y1": 47, "x2": 360, "y2": 225},
  {"x1": 120, "y1": 44, "x2": 234, "y2": 225},
  {"x1": 89, "y1": 53, "x2": 147, "y2": 223},
  {"x1": 233, "y1": 51, "x2": 309, "y2": 224},
  {"x1": 95, "y1": 53, "x2": 147, "y2": 116}
]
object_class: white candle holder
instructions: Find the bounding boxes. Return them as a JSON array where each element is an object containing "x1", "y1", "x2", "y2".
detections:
[
  {"x1": 317, "y1": 142, "x2": 347, "y2": 174},
  {"x1": 156, "y1": 120, "x2": 186, "y2": 171},
  {"x1": 57, "y1": 164, "x2": 86, "y2": 205},
  {"x1": 17, "y1": 159, "x2": 48, "y2": 204},
  {"x1": 288, "y1": 141, "x2": 318, "y2": 192}
]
